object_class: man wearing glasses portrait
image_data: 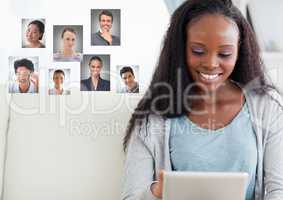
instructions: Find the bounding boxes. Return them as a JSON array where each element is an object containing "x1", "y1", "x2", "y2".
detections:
[{"x1": 9, "y1": 58, "x2": 39, "y2": 93}]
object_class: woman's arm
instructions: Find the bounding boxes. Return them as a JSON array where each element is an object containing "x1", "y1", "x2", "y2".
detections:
[
  {"x1": 121, "y1": 123, "x2": 159, "y2": 200},
  {"x1": 264, "y1": 103, "x2": 283, "y2": 199}
]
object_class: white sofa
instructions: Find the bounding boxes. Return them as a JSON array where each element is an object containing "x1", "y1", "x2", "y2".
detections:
[{"x1": 0, "y1": 88, "x2": 141, "y2": 200}]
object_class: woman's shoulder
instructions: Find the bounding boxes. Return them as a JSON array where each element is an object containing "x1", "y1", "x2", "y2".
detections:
[
  {"x1": 133, "y1": 114, "x2": 166, "y2": 138},
  {"x1": 53, "y1": 52, "x2": 61, "y2": 59},
  {"x1": 245, "y1": 87, "x2": 283, "y2": 109},
  {"x1": 133, "y1": 114, "x2": 165, "y2": 128},
  {"x1": 244, "y1": 87, "x2": 283, "y2": 126},
  {"x1": 53, "y1": 52, "x2": 82, "y2": 62},
  {"x1": 145, "y1": 114, "x2": 166, "y2": 126},
  {"x1": 74, "y1": 52, "x2": 83, "y2": 60},
  {"x1": 266, "y1": 88, "x2": 283, "y2": 106}
]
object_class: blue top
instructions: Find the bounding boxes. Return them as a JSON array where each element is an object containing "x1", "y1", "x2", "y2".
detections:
[{"x1": 169, "y1": 103, "x2": 257, "y2": 200}]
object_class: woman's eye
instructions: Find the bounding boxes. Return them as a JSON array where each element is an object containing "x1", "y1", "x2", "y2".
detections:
[
  {"x1": 219, "y1": 53, "x2": 232, "y2": 58},
  {"x1": 192, "y1": 49, "x2": 204, "y2": 55}
]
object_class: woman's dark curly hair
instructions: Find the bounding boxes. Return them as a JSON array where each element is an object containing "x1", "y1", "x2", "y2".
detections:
[{"x1": 123, "y1": 0, "x2": 273, "y2": 151}]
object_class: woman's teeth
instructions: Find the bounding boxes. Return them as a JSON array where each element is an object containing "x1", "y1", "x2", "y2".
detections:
[{"x1": 199, "y1": 72, "x2": 220, "y2": 80}]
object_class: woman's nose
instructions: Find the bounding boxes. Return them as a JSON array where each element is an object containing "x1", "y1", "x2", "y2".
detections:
[{"x1": 203, "y1": 54, "x2": 219, "y2": 69}]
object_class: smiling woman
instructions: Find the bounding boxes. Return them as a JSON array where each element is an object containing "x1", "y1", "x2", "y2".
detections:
[
  {"x1": 121, "y1": 0, "x2": 283, "y2": 200},
  {"x1": 186, "y1": 14, "x2": 240, "y2": 93},
  {"x1": 22, "y1": 19, "x2": 45, "y2": 48}
]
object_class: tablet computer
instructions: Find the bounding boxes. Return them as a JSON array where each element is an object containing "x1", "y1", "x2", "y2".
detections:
[{"x1": 163, "y1": 171, "x2": 249, "y2": 200}]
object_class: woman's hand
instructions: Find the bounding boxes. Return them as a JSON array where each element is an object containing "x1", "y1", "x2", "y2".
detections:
[{"x1": 151, "y1": 170, "x2": 165, "y2": 199}]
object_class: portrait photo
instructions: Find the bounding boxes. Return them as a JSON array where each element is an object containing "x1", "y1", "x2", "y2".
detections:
[
  {"x1": 22, "y1": 18, "x2": 46, "y2": 48},
  {"x1": 48, "y1": 68, "x2": 71, "y2": 95},
  {"x1": 91, "y1": 9, "x2": 121, "y2": 46},
  {"x1": 8, "y1": 56, "x2": 39, "y2": 93},
  {"x1": 116, "y1": 65, "x2": 139, "y2": 93},
  {"x1": 53, "y1": 25, "x2": 83, "y2": 62},
  {"x1": 80, "y1": 54, "x2": 110, "y2": 91}
]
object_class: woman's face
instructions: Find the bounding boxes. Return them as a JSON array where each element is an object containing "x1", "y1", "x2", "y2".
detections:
[
  {"x1": 26, "y1": 24, "x2": 42, "y2": 43},
  {"x1": 89, "y1": 60, "x2": 102, "y2": 78},
  {"x1": 186, "y1": 14, "x2": 239, "y2": 93},
  {"x1": 53, "y1": 73, "x2": 64, "y2": 86},
  {"x1": 62, "y1": 31, "x2": 76, "y2": 51}
]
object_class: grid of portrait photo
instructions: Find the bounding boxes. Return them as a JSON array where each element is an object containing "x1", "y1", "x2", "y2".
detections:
[{"x1": 9, "y1": 9, "x2": 140, "y2": 95}]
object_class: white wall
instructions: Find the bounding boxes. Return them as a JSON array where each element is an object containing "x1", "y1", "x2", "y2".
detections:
[{"x1": 0, "y1": 0, "x2": 170, "y2": 199}]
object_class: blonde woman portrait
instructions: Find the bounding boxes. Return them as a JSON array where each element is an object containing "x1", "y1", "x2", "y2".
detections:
[{"x1": 53, "y1": 26, "x2": 83, "y2": 62}]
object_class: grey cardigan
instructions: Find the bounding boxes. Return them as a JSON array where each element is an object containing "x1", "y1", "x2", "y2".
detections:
[{"x1": 122, "y1": 88, "x2": 283, "y2": 200}]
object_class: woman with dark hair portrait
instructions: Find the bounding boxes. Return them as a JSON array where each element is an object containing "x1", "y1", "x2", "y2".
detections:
[
  {"x1": 80, "y1": 56, "x2": 110, "y2": 91},
  {"x1": 122, "y1": 0, "x2": 283, "y2": 199},
  {"x1": 24, "y1": 20, "x2": 45, "y2": 48},
  {"x1": 53, "y1": 27, "x2": 82, "y2": 62},
  {"x1": 48, "y1": 69, "x2": 70, "y2": 95}
]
